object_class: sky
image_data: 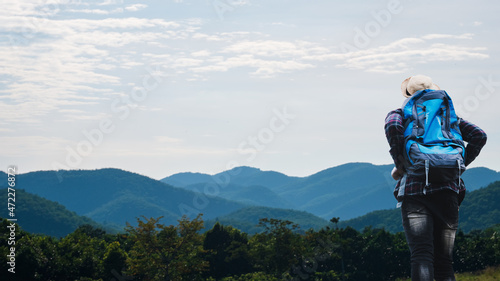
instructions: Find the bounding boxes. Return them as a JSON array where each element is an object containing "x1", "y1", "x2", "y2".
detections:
[{"x1": 1, "y1": 0, "x2": 499, "y2": 180}]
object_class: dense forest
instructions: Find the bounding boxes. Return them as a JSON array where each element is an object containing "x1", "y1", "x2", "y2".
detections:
[{"x1": 1, "y1": 215, "x2": 500, "y2": 281}]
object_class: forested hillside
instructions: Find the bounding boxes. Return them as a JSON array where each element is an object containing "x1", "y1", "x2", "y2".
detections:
[
  {"x1": 459, "y1": 180, "x2": 500, "y2": 232},
  {"x1": 340, "y1": 181, "x2": 500, "y2": 233},
  {"x1": 5, "y1": 169, "x2": 247, "y2": 228},
  {"x1": 0, "y1": 188, "x2": 100, "y2": 237}
]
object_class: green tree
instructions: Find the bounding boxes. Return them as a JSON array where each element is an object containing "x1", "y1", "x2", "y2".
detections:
[
  {"x1": 0, "y1": 219, "x2": 51, "y2": 280},
  {"x1": 125, "y1": 215, "x2": 208, "y2": 281},
  {"x1": 357, "y1": 228, "x2": 409, "y2": 280},
  {"x1": 204, "y1": 222, "x2": 252, "y2": 278},
  {"x1": 18, "y1": 235, "x2": 61, "y2": 280},
  {"x1": 249, "y1": 218, "x2": 305, "y2": 277},
  {"x1": 454, "y1": 227, "x2": 500, "y2": 273},
  {"x1": 55, "y1": 226, "x2": 106, "y2": 280},
  {"x1": 102, "y1": 241, "x2": 128, "y2": 281},
  {"x1": 292, "y1": 227, "x2": 344, "y2": 280}
]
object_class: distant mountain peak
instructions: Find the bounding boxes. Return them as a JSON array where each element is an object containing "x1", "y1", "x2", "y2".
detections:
[{"x1": 217, "y1": 166, "x2": 262, "y2": 177}]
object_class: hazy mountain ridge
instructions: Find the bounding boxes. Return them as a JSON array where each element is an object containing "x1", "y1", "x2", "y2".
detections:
[
  {"x1": 162, "y1": 166, "x2": 300, "y2": 190},
  {"x1": 162, "y1": 171, "x2": 214, "y2": 187},
  {"x1": 460, "y1": 167, "x2": 500, "y2": 190},
  {"x1": 180, "y1": 182, "x2": 295, "y2": 209},
  {"x1": 6, "y1": 168, "x2": 248, "y2": 228},
  {"x1": 278, "y1": 163, "x2": 395, "y2": 219},
  {"x1": 162, "y1": 163, "x2": 397, "y2": 220},
  {"x1": 162, "y1": 163, "x2": 500, "y2": 220},
  {"x1": 163, "y1": 163, "x2": 499, "y2": 221}
]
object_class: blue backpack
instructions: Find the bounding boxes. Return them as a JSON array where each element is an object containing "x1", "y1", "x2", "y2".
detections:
[{"x1": 402, "y1": 89, "x2": 466, "y2": 185}]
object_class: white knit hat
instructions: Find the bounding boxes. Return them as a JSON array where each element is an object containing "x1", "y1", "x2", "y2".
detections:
[{"x1": 401, "y1": 75, "x2": 440, "y2": 98}]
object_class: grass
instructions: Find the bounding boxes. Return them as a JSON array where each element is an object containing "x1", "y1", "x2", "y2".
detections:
[
  {"x1": 455, "y1": 266, "x2": 500, "y2": 281},
  {"x1": 396, "y1": 266, "x2": 500, "y2": 281}
]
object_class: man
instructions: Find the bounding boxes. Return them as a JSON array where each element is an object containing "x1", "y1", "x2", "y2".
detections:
[{"x1": 384, "y1": 75, "x2": 487, "y2": 281}]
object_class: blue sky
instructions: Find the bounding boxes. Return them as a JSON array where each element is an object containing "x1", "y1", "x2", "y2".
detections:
[{"x1": 1, "y1": 0, "x2": 499, "y2": 179}]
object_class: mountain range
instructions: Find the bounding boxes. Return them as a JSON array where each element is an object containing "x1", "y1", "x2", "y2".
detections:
[
  {"x1": 161, "y1": 163, "x2": 396, "y2": 220},
  {"x1": 0, "y1": 169, "x2": 247, "y2": 230},
  {"x1": 161, "y1": 163, "x2": 500, "y2": 221},
  {"x1": 1, "y1": 163, "x2": 499, "y2": 236}
]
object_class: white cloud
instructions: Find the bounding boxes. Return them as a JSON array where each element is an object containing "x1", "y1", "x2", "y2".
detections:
[
  {"x1": 191, "y1": 50, "x2": 211, "y2": 57},
  {"x1": 173, "y1": 58, "x2": 205, "y2": 68},
  {"x1": 125, "y1": 4, "x2": 148, "y2": 12},
  {"x1": 179, "y1": 39, "x2": 323, "y2": 77},
  {"x1": 60, "y1": 110, "x2": 112, "y2": 121},
  {"x1": 421, "y1": 33, "x2": 474, "y2": 40},
  {"x1": 0, "y1": 1, "x2": 59, "y2": 17},
  {"x1": 155, "y1": 136, "x2": 183, "y2": 143},
  {"x1": 192, "y1": 33, "x2": 225, "y2": 41},
  {"x1": 334, "y1": 34, "x2": 488, "y2": 73},
  {"x1": 0, "y1": 136, "x2": 69, "y2": 156},
  {"x1": 0, "y1": 11, "x2": 199, "y2": 125},
  {"x1": 2, "y1": 6, "x2": 489, "y2": 128},
  {"x1": 223, "y1": 40, "x2": 311, "y2": 58},
  {"x1": 189, "y1": 54, "x2": 314, "y2": 77},
  {"x1": 98, "y1": 0, "x2": 125, "y2": 6},
  {"x1": 66, "y1": 8, "x2": 122, "y2": 15},
  {"x1": 174, "y1": 33, "x2": 488, "y2": 77},
  {"x1": 228, "y1": 0, "x2": 250, "y2": 7}
]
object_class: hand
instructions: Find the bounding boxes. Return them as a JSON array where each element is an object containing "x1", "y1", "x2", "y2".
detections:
[{"x1": 391, "y1": 167, "x2": 402, "y2": 180}]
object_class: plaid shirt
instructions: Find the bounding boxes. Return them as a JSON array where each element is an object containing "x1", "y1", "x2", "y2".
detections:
[{"x1": 385, "y1": 108, "x2": 487, "y2": 204}]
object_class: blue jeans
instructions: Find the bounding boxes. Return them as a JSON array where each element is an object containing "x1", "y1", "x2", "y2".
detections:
[{"x1": 401, "y1": 190, "x2": 459, "y2": 281}]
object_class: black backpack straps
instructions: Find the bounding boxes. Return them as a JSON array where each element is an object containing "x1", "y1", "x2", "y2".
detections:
[
  {"x1": 403, "y1": 118, "x2": 412, "y2": 133},
  {"x1": 413, "y1": 99, "x2": 426, "y2": 137},
  {"x1": 441, "y1": 95, "x2": 454, "y2": 140}
]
